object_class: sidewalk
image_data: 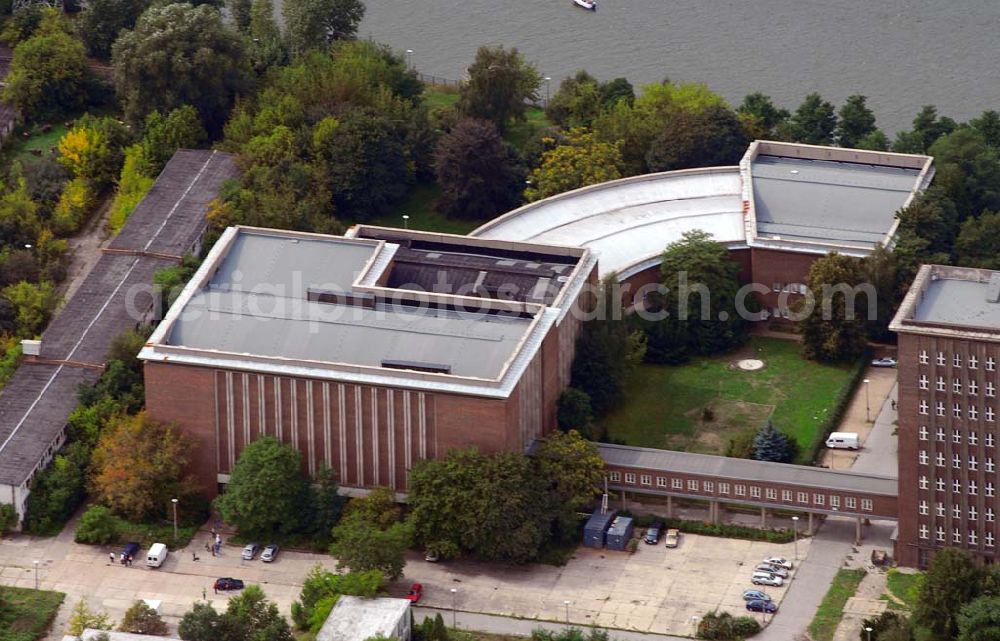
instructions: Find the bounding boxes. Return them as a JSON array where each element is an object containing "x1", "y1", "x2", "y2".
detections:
[{"x1": 821, "y1": 367, "x2": 896, "y2": 472}]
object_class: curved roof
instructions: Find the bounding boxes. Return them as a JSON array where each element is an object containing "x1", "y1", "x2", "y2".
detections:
[{"x1": 472, "y1": 167, "x2": 746, "y2": 279}]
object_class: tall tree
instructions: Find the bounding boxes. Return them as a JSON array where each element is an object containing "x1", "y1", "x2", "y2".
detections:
[
  {"x1": 112, "y1": 3, "x2": 250, "y2": 133},
  {"x1": 928, "y1": 129, "x2": 1000, "y2": 217},
  {"x1": 118, "y1": 600, "x2": 168, "y2": 635},
  {"x1": 894, "y1": 190, "x2": 960, "y2": 282},
  {"x1": 914, "y1": 548, "x2": 983, "y2": 640},
  {"x1": 646, "y1": 104, "x2": 747, "y2": 171},
  {"x1": 788, "y1": 92, "x2": 836, "y2": 145},
  {"x1": 225, "y1": 585, "x2": 294, "y2": 641},
  {"x1": 971, "y1": 110, "x2": 1000, "y2": 149},
  {"x1": 799, "y1": 253, "x2": 869, "y2": 363},
  {"x1": 140, "y1": 106, "x2": 208, "y2": 173},
  {"x1": 78, "y1": 0, "x2": 150, "y2": 60},
  {"x1": 835, "y1": 95, "x2": 878, "y2": 149},
  {"x1": 247, "y1": 0, "x2": 288, "y2": 72},
  {"x1": 282, "y1": 0, "x2": 365, "y2": 57},
  {"x1": 458, "y1": 45, "x2": 541, "y2": 131},
  {"x1": 859, "y1": 244, "x2": 900, "y2": 344},
  {"x1": 531, "y1": 430, "x2": 604, "y2": 541},
  {"x1": 958, "y1": 596, "x2": 1000, "y2": 641},
  {"x1": 737, "y1": 92, "x2": 789, "y2": 140},
  {"x1": 545, "y1": 70, "x2": 604, "y2": 129},
  {"x1": 329, "y1": 490, "x2": 413, "y2": 580},
  {"x1": 434, "y1": 118, "x2": 525, "y2": 219},
  {"x1": 956, "y1": 210, "x2": 1000, "y2": 270},
  {"x1": 226, "y1": 0, "x2": 252, "y2": 32},
  {"x1": 214, "y1": 436, "x2": 310, "y2": 536},
  {"x1": 752, "y1": 420, "x2": 796, "y2": 463},
  {"x1": 893, "y1": 105, "x2": 956, "y2": 154},
  {"x1": 525, "y1": 128, "x2": 623, "y2": 201},
  {"x1": 556, "y1": 388, "x2": 594, "y2": 435},
  {"x1": 67, "y1": 599, "x2": 114, "y2": 636}
]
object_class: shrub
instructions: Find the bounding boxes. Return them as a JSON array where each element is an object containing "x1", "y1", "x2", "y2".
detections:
[
  {"x1": 731, "y1": 616, "x2": 762, "y2": 637},
  {"x1": 625, "y1": 538, "x2": 639, "y2": 554},
  {"x1": 75, "y1": 505, "x2": 120, "y2": 544},
  {"x1": 0, "y1": 503, "x2": 17, "y2": 534},
  {"x1": 557, "y1": 387, "x2": 595, "y2": 435},
  {"x1": 51, "y1": 177, "x2": 93, "y2": 236},
  {"x1": 725, "y1": 426, "x2": 757, "y2": 459},
  {"x1": 620, "y1": 511, "x2": 796, "y2": 544},
  {"x1": 107, "y1": 145, "x2": 155, "y2": 235}
]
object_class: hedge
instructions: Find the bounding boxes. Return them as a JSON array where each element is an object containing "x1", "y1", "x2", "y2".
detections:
[{"x1": 805, "y1": 348, "x2": 871, "y2": 465}]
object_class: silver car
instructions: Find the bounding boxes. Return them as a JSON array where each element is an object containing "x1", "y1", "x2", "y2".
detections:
[
  {"x1": 241, "y1": 543, "x2": 260, "y2": 560},
  {"x1": 752, "y1": 572, "x2": 783, "y2": 587},
  {"x1": 755, "y1": 563, "x2": 789, "y2": 578},
  {"x1": 260, "y1": 544, "x2": 279, "y2": 563}
]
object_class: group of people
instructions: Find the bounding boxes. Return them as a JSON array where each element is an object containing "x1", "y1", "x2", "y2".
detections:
[
  {"x1": 205, "y1": 530, "x2": 223, "y2": 556},
  {"x1": 110, "y1": 552, "x2": 134, "y2": 566}
]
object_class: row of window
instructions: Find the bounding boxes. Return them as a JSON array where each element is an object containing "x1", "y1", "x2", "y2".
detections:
[
  {"x1": 918, "y1": 451, "x2": 996, "y2": 472},
  {"x1": 919, "y1": 524, "x2": 995, "y2": 547},
  {"x1": 771, "y1": 282, "x2": 807, "y2": 295},
  {"x1": 919, "y1": 350, "x2": 997, "y2": 370},
  {"x1": 607, "y1": 471, "x2": 873, "y2": 511},
  {"x1": 919, "y1": 426, "x2": 996, "y2": 446},
  {"x1": 918, "y1": 476, "x2": 997, "y2": 496},
  {"x1": 918, "y1": 375, "x2": 996, "y2": 396},
  {"x1": 919, "y1": 501, "x2": 996, "y2": 522},
  {"x1": 917, "y1": 400, "x2": 996, "y2": 421}
]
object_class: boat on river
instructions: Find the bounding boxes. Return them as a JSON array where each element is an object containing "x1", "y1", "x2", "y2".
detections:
[{"x1": 573, "y1": 0, "x2": 597, "y2": 11}]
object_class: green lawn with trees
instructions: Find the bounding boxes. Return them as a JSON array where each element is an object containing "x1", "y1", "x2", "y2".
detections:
[
  {"x1": 600, "y1": 337, "x2": 853, "y2": 462},
  {"x1": 0, "y1": 586, "x2": 65, "y2": 641},
  {"x1": 808, "y1": 568, "x2": 866, "y2": 641}
]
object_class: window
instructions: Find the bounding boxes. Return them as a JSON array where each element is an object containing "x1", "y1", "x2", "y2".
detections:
[
  {"x1": 936, "y1": 478, "x2": 946, "y2": 492},
  {"x1": 750, "y1": 486, "x2": 761, "y2": 499},
  {"x1": 954, "y1": 479, "x2": 963, "y2": 493},
  {"x1": 766, "y1": 488, "x2": 777, "y2": 500},
  {"x1": 988, "y1": 407, "x2": 996, "y2": 422},
  {"x1": 920, "y1": 425, "x2": 929, "y2": 441},
  {"x1": 989, "y1": 433, "x2": 996, "y2": 447},
  {"x1": 778, "y1": 490, "x2": 789, "y2": 501},
  {"x1": 971, "y1": 380, "x2": 979, "y2": 396},
  {"x1": 989, "y1": 508, "x2": 996, "y2": 523},
  {"x1": 954, "y1": 403, "x2": 963, "y2": 418},
  {"x1": 814, "y1": 493, "x2": 825, "y2": 506},
  {"x1": 937, "y1": 526, "x2": 946, "y2": 542},
  {"x1": 937, "y1": 503, "x2": 946, "y2": 517},
  {"x1": 845, "y1": 496, "x2": 857, "y2": 509},
  {"x1": 937, "y1": 401, "x2": 946, "y2": 417},
  {"x1": 919, "y1": 476, "x2": 929, "y2": 490},
  {"x1": 988, "y1": 482, "x2": 996, "y2": 498},
  {"x1": 971, "y1": 355, "x2": 979, "y2": 369},
  {"x1": 672, "y1": 478, "x2": 683, "y2": 489},
  {"x1": 719, "y1": 482, "x2": 730, "y2": 495},
  {"x1": 954, "y1": 528, "x2": 962, "y2": 544},
  {"x1": 989, "y1": 458, "x2": 996, "y2": 473},
  {"x1": 919, "y1": 500, "x2": 929, "y2": 515},
  {"x1": 919, "y1": 400, "x2": 929, "y2": 415},
  {"x1": 938, "y1": 351, "x2": 947, "y2": 366},
  {"x1": 861, "y1": 499, "x2": 873, "y2": 511},
  {"x1": 735, "y1": 484, "x2": 746, "y2": 496},
  {"x1": 919, "y1": 450, "x2": 928, "y2": 465},
  {"x1": 830, "y1": 495, "x2": 840, "y2": 508},
  {"x1": 955, "y1": 353, "x2": 963, "y2": 368},
  {"x1": 920, "y1": 350, "x2": 929, "y2": 364},
  {"x1": 609, "y1": 471, "x2": 621, "y2": 482},
  {"x1": 954, "y1": 453, "x2": 962, "y2": 469},
  {"x1": 971, "y1": 432, "x2": 979, "y2": 446},
  {"x1": 704, "y1": 481, "x2": 714, "y2": 493},
  {"x1": 988, "y1": 532, "x2": 995, "y2": 548},
  {"x1": 970, "y1": 530, "x2": 979, "y2": 546},
  {"x1": 657, "y1": 477, "x2": 667, "y2": 488},
  {"x1": 955, "y1": 379, "x2": 963, "y2": 394},
  {"x1": 919, "y1": 375, "x2": 929, "y2": 390},
  {"x1": 970, "y1": 406, "x2": 979, "y2": 421},
  {"x1": 953, "y1": 504, "x2": 962, "y2": 519},
  {"x1": 970, "y1": 456, "x2": 979, "y2": 471},
  {"x1": 640, "y1": 474, "x2": 652, "y2": 486},
  {"x1": 970, "y1": 506, "x2": 979, "y2": 521},
  {"x1": 798, "y1": 492, "x2": 809, "y2": 504},
  {"x1": 988, "y1": 356, "x2": 996, "y2": 371},
  {"x1": 954, "y1": 430, "x2": 962, "y2": 444},
  {"x1": 988, "y1": 381, "x2": 997, "y2": 397},
  {"x1": 970, "y1": 480, "x2": 979, "y2": 496},
  {"x1": 624, "y1": 473, "x2": 636, "y2": 484},
  {"x1": 919, "y1": 524, "x2": 929, "y2": 540},
  {"x1": 937, "y1": 377, "x2": 946, "y2": 392},
  {"x1": 688, "y1": 479, "x2": 698, "y2": 491},
  {"x1": 937, "y1": 426, "x2": 946, "y2": 441}
]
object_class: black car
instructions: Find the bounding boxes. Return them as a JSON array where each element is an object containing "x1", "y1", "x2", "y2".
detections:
[
  {"x1": 122, "y1": 542, "x2": 140, "y2": 559},
  {"x1": 214, "y1": 578, "x2": 245, "y2": 591},
  {"x1": 644, "y1": 522, "x2": 664, "y2": 545},
  {"x1": 746, "y1": 599, "x2": 777, "y2": 614}
]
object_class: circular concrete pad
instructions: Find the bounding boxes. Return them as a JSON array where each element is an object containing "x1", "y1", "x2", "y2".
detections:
[{"x1": 736, "y1": 358, "x2": 765, "y2": 371}]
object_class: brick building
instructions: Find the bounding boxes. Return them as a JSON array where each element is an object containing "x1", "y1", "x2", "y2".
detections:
[
  {"x1": 140, "y1": 225, "x2": 595, "y2": 496},
  {"x1": 891, "y1": 265, "x2": 1000, "y2": 568}
]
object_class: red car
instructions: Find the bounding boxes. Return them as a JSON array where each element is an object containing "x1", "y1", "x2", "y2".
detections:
[{"x1": 405, "y1": 583, "x2": 422, "y2": 603}]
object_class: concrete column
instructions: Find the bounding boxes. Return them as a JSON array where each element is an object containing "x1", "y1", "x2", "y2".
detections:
[
  {"x1": 807, "y1": 512, "x2": 814, "y2": 535},
  {"x1": 667, "y1": 495, "x2": 673, "y2": 518},
  {"x1": 855, "y1": 516, "x2": 863, "y2": 545},
  {"x1": 712, "y1": 501, "x2": 720, "y2": 524},
  {"x1": 760, "y1": 507, "x2": 767, "y2": 529},
  {"x1": 621, "y1": 490, "x2": 627, "y2": 511}
]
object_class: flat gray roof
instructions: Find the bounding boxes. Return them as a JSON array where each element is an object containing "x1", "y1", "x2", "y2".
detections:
[
  {"x1": 317, "y1": 596, "x2": 410, "y2": 641},
  {"x1": 913, "y1": 277, "x2": 1000, "y2": 329},
  {"x1": 597, "y1": 443, "x2": 898, "y2": 495},
  {"x1": 751, "y1": 155, "x2": 921, "y2": 249}
]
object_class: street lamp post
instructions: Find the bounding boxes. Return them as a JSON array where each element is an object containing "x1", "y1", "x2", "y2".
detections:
[
  {"x1": 544, "y1": 76, "x2": 551, "y2": 104},
  {"x1": 864, "y1": 378, "x2": 871, "y2": 422},
  {"x1": 563, "y1": 600, "x2": 571, "y2": 623},
  {"x1": 32, "y1": 560, "x2": 38, "y2": 590},
  {"x1": 405, "y1": 49, "x2": 413, "y2": 69},
  {"x1": 450, "y1": 588, "x2": 457, "y2": 629},
  {"x1": 402, "y1": 214, "x2": 410, "y2": 229},
  {"x1": 171, "y1": 498, "x2": 179, "y2": 541},
  {"x1": 792, "y1": 515, "x2": 800, "y2": 560},
  {"x1": 865, "y1": 626, "x2": 873, "y2": 641},
  {"x1": 690, "y1": 616, "x2": 699, "y2": 634}
]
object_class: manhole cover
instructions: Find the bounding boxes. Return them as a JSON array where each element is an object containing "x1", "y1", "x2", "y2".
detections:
[{"x1": 736, "y1": 359, "x2": 765, "y2": 371}]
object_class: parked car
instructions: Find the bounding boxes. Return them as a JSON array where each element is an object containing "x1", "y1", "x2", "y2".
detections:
[
  {"x1": 146, "y1": 542, "x2": 168, "y2": 568},
  {"x1": 664, "y1": 528, "x2": 680, "y2": 548},
  {"x1": 826, "y1": 431, "x2": 860, "y2": 450},
  {"x1": 260, "y1": 544, "x2": 279, "y2": 563},
  {"x1": 746, "y1": 599, "x2": 778, "y2": 613},
  {"x1": 424, "y1": 551, "x2": 439, "y2": 563},
  {"x1": 762, "y1": 557, "x2": 793, "y2": 570},
  {"x1": 122, "y1": 542, "x2": 141, "y2": 560},
  {"x1": 644, "y1": 522, "x2": 664, "y2": 545},
  {"x1": 755, "y1": 564, "x2": 789, "y2": 578},
  {"x1": 871, "y1": 357, "x2": 897, "y2": 368},
  {"x1": 214, "y1": 578, "x2": 245, "y2": 591},
  {"x1": 241, "y1": 543, "x2": 260, "y2": 560},
  {"x1": 406, "y1": 583, "x2": 423, "y2": 603},
  {"x1": 742, "y1": 590, "x2": 771, "y2": 602},
  {"x1": 751, "y1": 572, "x2": 783, "y2": 587}
]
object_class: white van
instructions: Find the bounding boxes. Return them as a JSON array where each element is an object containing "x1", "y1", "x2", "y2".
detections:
[
  {"x1": 826, "y1": 432, "x2": 860, "y2": 450},
  {"x1": 146, "y1": 542, "x2": 168, "y2": 568}
]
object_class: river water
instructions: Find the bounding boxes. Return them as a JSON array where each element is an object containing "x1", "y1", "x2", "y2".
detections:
[{"x1": 359, "y1": 0, "x2": 1000, "y2": 134}]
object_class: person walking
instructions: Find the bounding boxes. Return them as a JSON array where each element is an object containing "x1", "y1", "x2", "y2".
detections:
[
  {"x1": 202, "y1": 587, "x2": 207, "y2": 600},
  {"x1": 119, "y1": 553, "x2": 125, "y2": 565},
  {"x1": 109, "y1": 552, "x2": 115, "y2": 565}
]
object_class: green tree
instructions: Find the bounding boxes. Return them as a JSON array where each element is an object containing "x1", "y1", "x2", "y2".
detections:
[
  {"x1": 556, "y1": 388, "x2": 594, "y2": 435},
  {"x1": 309, "y1": 465, "x2": 346, "y2": 538},
  {"x1": 112, "y1": 3, "x2": 250, "y2": 133},
  {"x1": 214, "y1": 436, "x2": 310, "y2": 536},
  {"x1": 834, "y1": 95, "x2": 878, "y2": 148},
  {"x1": 1, "y1": 279, "x2": 58, "y2": 338},
  {"x1": 226, "y1": 585, "x2": 294, "y2": 641},
  {"x1": 914, "y1": 548, "x2": 983, "y2": 640},
  {"x1": 526, "y1": 128, "x2": 623, "y2": 201},
  {"x1": 971, "y1": 110, "x2": 1000, "y2": 149},
  {"x1": 958, "y1": 595, "x2": 1000, "y2": 641},
  {"x1": 78, "y1": 0, "x2": 149, "y2": 59},
  {"x1": 282, "y1": 0, "x2": 365, "y2": 57},
  {"x1": 227, "y1": 0, "x2": 252, "y2": 32},
  {"x1": 247, "y1": 0, "x2": 287, "y2": 72},
  {"x1": 893, "y1": 190, "x2": 959, "y2": 282},
  {"x1": 74, "y1": 505, "x2": 120, "y2": 544},
  {"x1": 928, "y1": 128, "x2": 1000, "y2": 217},
  {"x1": 893, "y1": 105, "x2": 956, "y2": 154},
  {"x1": 956, "y1": 210, "x2": 1000, "y2": 269},
  {"x1": 859, "y1": 244, "x2": 900, "y2": 344},
  {"x1": 788, "y1": 92, "x2": 837, "y2": 145},
  {"x1": 799, "y1": 253, "x2": 869, "y2": 363},
  {"x1": 290, "y1": 566, "x2": 382, "y2": 631},
  {"x1": 329, "y1": 511, "x2": 413, "y2": 580},
  {"x1": 646, "y1": 104, "x2": 747, "y2": 171},
  {"x1": 856, "y1": 129, "x2": 890, "y2": 151},
  {"x1": 141, "y1": 106, "x2": 208, "y2": 172},
  {"x1": 57, "y1": 115, "x2": 131, "y2": 192},
  {"x1": 434, "y1": 118, "x2": 525, "y2": 219},
  {"x1": 178, "y1": 601, "x2": 226, "y2": 641},
  {"x1": 531, "y1": 430, "x2": 604, "y2": 541},
  {"x1": 3, "y1": 15, "x2": 89, "y2": 120},
  {"x1": 858, "y1": 612, "x2": 913, "y2": 641},
  {"x1": 752, "y1": 420, "x2": 796, "y2": 463},
  {"x1": 119, "y1": 600, "x2": 168, "y2": 635},
  {"x1": 67, "y1": 598, "x2": 114, "y2": 636},
  {"x1": 458, "y1": 45, "x2": 542, "y2": 131},
  {"x1": 737, "y1": 92, "x2": 789, "y2": 140},
  {"x1": 0, "y1": 503, "x2": 17, "y2": 534},
  {"x1": 545, "y1": 70, "x2": 604, "y2": 129}
]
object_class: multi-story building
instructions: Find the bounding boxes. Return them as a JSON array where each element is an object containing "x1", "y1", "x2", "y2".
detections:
[{"x1": 891, "y1": 264, "x2": 1000, "y2": 568}]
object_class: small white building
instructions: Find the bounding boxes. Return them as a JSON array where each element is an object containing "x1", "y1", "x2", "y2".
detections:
[{"x1": 316, "y1": 596, "x2": 412, "y2": 641}]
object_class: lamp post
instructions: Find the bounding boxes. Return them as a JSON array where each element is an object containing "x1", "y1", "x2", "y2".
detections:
[
  {"x1": 865, "y1": 626, "x2": 873, "y2": 641},
  {"x1": 544, "y1": 76, "x2": 551, "y2": 104},
  {"x1": 792, "y1": 515, "x2": 800, "y2": 560},
  {"x1": 864, "y1": 378, "x2": 871, "y2": 422},
  {"x1": 171, "y1": 498, "x2": 178, "y2": 541},
  {"x1": 563, "y1": 600, "x2": 571, "y2": 623},
  {"x1": 402, "y1": 214, "x2": 410, "y2": 229},
  {"x1": 690, "y1": 616, "x2": 699, "y2": 634},
  {"x1": 405, "y1": 49, "x2": 413, "y2": 69},
  {"x1": 32, "y1": 560, "x2": 38, "y2": 590},
  {"x1": 450, "y1": 588, "x2": 457, "y2": 628},
  {"x1": 24, "y1": 244, "x2": 31, "y2": 250}
]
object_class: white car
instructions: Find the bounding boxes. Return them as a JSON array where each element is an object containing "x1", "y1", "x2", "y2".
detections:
[
  {"x1": 871, "y1": 357, "x2": 897, "y2": 368},
  {"x1": 752, "y1": 572, "x2": 784, "y2": 587},
  {"x1": 763, "y1": 557, "x2": 793, "y2": 570},
  {"x1": 755, "y1": 564, "x2": 789, "y2": 578}
]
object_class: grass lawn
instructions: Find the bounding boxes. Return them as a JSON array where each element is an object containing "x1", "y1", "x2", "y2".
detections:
[
  {"x1": 9, "y1": 123, "x2": 69, "y2": 165},
  {"x1": 808, "y1": 568, "x2": 867, "y2": 641},
  {"x1": 366, "y1": 183, "x2": 488, "y2": 236},
  {"x1": 102, "y1": 517, "x2": 199, "y2": 550},
  {"x1": 422, "y1": 85, "x2": 552, "y2": 152},
  {"x1": 884, "y1": 569, "x2": 922, "y2": 611},
  {"x1": 601, "y1": 337, "x2": 853, "y2": 462},
  {"x1": 423, "y1": 84, "x2": 460, "y2": 111},
  {"x1": 0, "y1": 586, "x2": 65, "y2": 641}
]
